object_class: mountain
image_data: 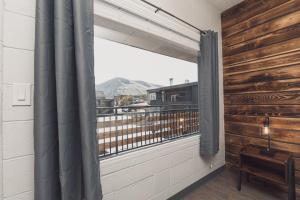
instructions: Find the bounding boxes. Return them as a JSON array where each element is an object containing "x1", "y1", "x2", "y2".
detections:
[{"x1": 96, "y1": 77, "x2": 162, "y2": 99}]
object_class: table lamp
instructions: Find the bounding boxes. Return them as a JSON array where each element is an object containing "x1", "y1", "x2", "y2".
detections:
[{"x1": 260, "y1": 116, "x2": 274, "y2": 156}]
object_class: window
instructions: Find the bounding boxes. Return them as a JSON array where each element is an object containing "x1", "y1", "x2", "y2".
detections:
[
  {"x1": 94, "y1": 38, "x2": 199, "y2": 158},
  {"x1": 161, "y1": 91, "x2": 165, "y2": 102},
  {"x1": 149, "y1": 93, "x2": 157, "y2": 101},
  {"x1": 96, "y1": 99, "x2": 101, "y2": 106},
  {"x1": 171, "y1": 95, "x2": 177, "y2": 102}
]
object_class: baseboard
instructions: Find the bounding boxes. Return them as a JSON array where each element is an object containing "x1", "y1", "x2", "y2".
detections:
[{"x1": 168, "y1": 165, "x2": 226, "y2": 200}]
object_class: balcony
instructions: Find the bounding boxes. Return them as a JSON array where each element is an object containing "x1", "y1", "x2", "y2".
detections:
[{"x1": 97, "y1": 104, "x2": 199, "y2": 158}]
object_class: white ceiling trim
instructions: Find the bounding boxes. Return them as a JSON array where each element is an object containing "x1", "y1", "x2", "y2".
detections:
[
  {"x1": 94, "y1": 0, "x2": 200, "y2": 44},
  {"x1": 105, "y1": 0, "x2": 200, "y2": 40},
  {"x1": 94, "y1": 0, "x2": 201, "y2": 62}
]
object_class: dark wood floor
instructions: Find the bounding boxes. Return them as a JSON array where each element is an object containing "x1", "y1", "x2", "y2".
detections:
[{"x1": 182, "y1": 168, "x2": 288, "y2": 200}]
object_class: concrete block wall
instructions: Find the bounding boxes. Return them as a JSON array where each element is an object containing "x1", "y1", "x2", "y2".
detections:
[
  {"x1": 100, "y1": 135, "x2": 225, "y2": 200},
  {"x1": 1, "y1": 0, "x2": 35, "y2": 199},
  {"x1": 0, "y1": 0, "x2": 3, "y2": 198}
]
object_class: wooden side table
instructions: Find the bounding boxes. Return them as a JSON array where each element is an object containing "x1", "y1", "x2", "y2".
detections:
[{"x1": 238, "y1": 144, "x2": 295, "y2": 200}]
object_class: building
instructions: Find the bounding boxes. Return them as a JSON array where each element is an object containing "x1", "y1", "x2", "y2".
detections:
[
  {"x1": 147, "y1": 82, "x2": 198, "y2": 108},
  {"x1": 96, "y1": 91, "x2": 114, "y2": 114},
  {"x1": 114, "y1": 94, "x2": 147, "y2": 107}
]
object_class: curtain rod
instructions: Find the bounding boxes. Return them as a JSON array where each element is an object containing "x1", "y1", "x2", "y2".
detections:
[{"x1": 140, "y1": 0, "x2": 207, "y2": 35}]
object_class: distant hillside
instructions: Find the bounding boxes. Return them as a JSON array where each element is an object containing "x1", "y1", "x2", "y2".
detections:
[{"x1": 96, "y1": 77, "x2": 162, "y2": 99}]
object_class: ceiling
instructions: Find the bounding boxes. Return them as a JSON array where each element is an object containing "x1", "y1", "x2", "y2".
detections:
[{"x1": 209, "y1": 0, "x2": 244, "y2": 12}]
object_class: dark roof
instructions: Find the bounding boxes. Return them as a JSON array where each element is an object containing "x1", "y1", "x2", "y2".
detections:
[{"x1": 147, "y1": 81, "x2": 198, "y2": 93}]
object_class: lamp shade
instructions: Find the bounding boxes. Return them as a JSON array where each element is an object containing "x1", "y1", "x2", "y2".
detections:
[
  {"x1": 262, "y1": 117, "x2": 270, "y2": 135},
  {"x1": 262, "y1": 126, "x2": 269, "y2": 135}
]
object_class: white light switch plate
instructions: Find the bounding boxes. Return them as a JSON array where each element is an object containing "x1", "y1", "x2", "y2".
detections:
[{"x1": 12, "y1": 83, "x2": 31, "y2": 106}]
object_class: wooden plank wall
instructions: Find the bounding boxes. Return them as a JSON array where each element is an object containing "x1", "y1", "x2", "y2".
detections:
[{"x1": 222, "y1": 0, "x2": 300, "y2": 192}]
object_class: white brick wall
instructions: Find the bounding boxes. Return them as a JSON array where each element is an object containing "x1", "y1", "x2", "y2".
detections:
[
  {"x1": 3, "y1": 121, "x2": 34, "y2": 159},
  {"x1": 0, "y1": 0, "x2": 3, "y2": 198},
  {"x1": 100, "y1": 135, "x2": 225, "y2": 200},
  {"x1": 4, "y1": 0, "x2": 35, "y2": 17},
  {"x1": 1, "y1": 0, "x2": 36, "y2": 199},
  {"x1": 0, "y1": 0, "x2": 225, "y2": 199},
  {"x1": 3, "y1": 155, "x2": 34, "y2": 198},
  {"x1": 3, "y1": 11, "x2": 35, "y2": 50},
  {"x1": 3, "y1": 48, "x2": 34, "y2": 84}
]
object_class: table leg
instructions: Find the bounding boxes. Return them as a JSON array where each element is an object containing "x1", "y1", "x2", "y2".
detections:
[
  {"x1": 246, "y1": 173, "x2": 249, "y2": 182},
  {"x1": 288, "y1": 159, "x2": 295, "y2": 200},
  {"x1": 238, "y1": 171, "x2": 242, "y2": 191}
]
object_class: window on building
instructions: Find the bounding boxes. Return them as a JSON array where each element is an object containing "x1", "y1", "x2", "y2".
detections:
[
  {"x1": 149, "y1": 93, "x2": 157, "y2": 101},
  {"x1": 171, "y1": 95, "x2": 177, "y2": 102},
  {"x1": 161, "y1": 91, "x2": 165, "y2": 102}
]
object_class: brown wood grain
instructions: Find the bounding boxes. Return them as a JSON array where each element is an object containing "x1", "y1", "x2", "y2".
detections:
[
  {"x1": 225, "y1": 115, "x2": 300, "y2": 131},
  {"x1": 223, "y1": 23, "x2": 300, "y2": 57},
  {"x1": 221, "y1": 0, "x2": 289, "y2": 29},
  {"x1": 224, "y1": 78, "x2": 300, "y2": 94},
  {"x1": 224, "y1": 51, "x2": 300, "y2": 75},
  {"x1": 295, "y1": 158, "x2": 300, "y2": 171},
  {"x1": 224, "y1": 105, "x2": 300, "y2": 117},
  {"x1": 225, "y1": 122, "x2": 300, "y2": 144},
  {"x1": 223, "y1": 10, "x2": 300, "y2": 47},
  {"x1": 225, "y1": 133, "x2": 300, "y2": 157},
  {"x1": 224, "y1": 64, "x2": 300, "y2": 86},
  {"x1": 223, "y1": 37, "x2": 300, "y2": 66},
  {"x1": 225, "y1": 152, "x2": 239, "y2": 166},
  {"x1": 224, "y1": 91, "x2": 300, "y2": 105},
  {"x1": 222, "y1": 0, "x2": 300, "y2": 38},
  {"x1": 222, "y1": 0, "x2": 300, "y2": 188},
  {"x1": 225, "y1": 143, "x2": 243, "y2": 155}
]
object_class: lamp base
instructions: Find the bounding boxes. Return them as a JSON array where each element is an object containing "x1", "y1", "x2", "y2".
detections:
[{"x1": 260, "y1": 148, "x2": 275, "y2": 157}]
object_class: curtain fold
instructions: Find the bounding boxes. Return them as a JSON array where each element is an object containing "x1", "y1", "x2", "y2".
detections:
[
  {"x1": 34, "y1": 0, "x2": 102, "y2": 199},
  {"x1": 198, "y1": 31, "x2": 220, "y2": 156}
]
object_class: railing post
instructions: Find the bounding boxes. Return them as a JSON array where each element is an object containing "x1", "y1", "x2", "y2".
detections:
[
  {"x1": 115, "y1": 107, "x2": 119, "y2": 154},
  {"x1": 189, "y1": 105, "x2": 191, "y2": 134},
  {"x1": 160, "y1": 109, "x2": 163, "y2": 143}
]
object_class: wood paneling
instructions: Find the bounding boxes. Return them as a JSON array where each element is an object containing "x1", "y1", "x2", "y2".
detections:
[
  {"x1": 225, "y1": 115, "x2": 300, "y2": 130},
  {"x1": 224, "y1": 51, "x2": 300, "y2": 75},
  {"x1": 225, "y1": 105, "x2": 300, "y2": 117},
  {"x1": 222, "y1": 0, "x2": 300, "y2": 193},
  {"x1": 223, "y1": 37, "x2": 300, "y2": 66},
  {"x1": 221, "y1": 0, "x2": 290, "y2": 29},
  {"x1": 223, "y1": 23, "x2": 300, "y2": 57},
  {"x1": 224, "y1": 91, "x2": 300, "y2": 105},
  {"x1": 225, "y1": 133, "x2": 300, "y2": 156},
  {"x1": 225, "y1": 122, "x2": 300, "y2": 143},
  {"x1": 224, "y1": 78, "x2": 300, "y2": 94},
  {"x1": 222, "y1": 0, "x2": 300, "y2": 38},
  {"x1": 223, "y1": 10, "x2": 300, "y2": 47},
  {"x1": 224, "y1": 64, "x2": 300, "y2": 86}
]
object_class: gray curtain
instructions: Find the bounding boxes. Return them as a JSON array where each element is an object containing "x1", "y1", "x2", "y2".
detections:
[
  {"x1": 34, "y1": 0, "x2": 102, "y2": 199},
  {"x1": 198, "y1": 31, "x2": 220, "y2": 156}
]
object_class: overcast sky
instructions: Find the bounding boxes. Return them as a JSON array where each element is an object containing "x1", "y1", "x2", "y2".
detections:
[{"x1": 94, "y1": 37, "x2": 197, "y2": 86}]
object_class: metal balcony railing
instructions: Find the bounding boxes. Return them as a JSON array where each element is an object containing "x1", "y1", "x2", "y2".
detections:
[{"x1": 97, "y1": 104, "x2": 199, "y2": 158}]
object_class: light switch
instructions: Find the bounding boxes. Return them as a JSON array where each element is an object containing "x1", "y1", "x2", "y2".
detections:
[{"x1": 12, "y1": 83, "x2": 31, "y2": 106}]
